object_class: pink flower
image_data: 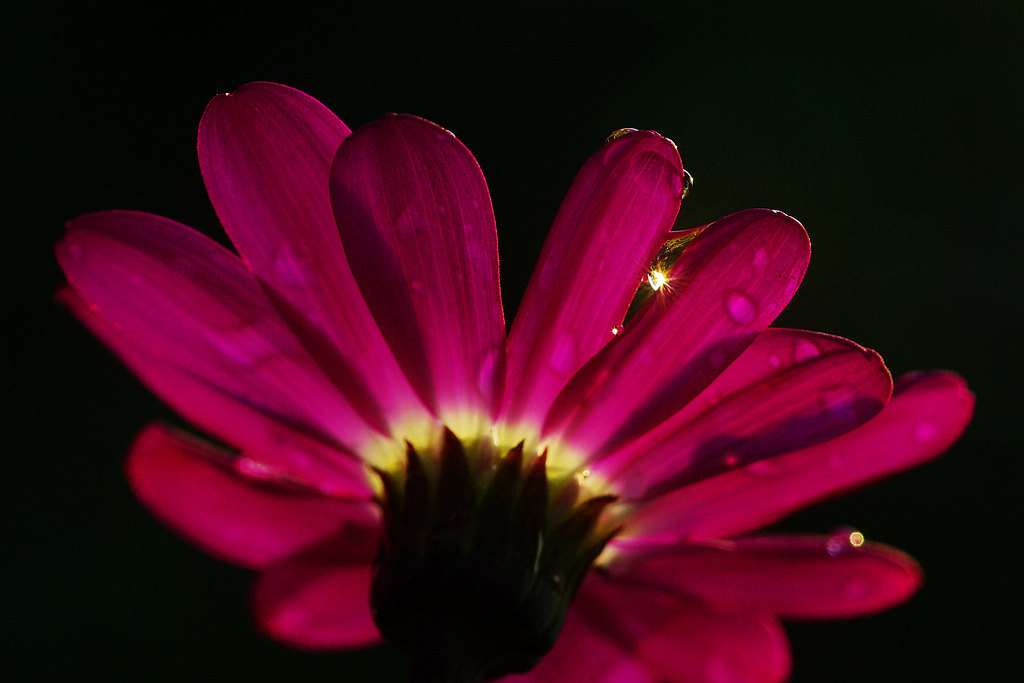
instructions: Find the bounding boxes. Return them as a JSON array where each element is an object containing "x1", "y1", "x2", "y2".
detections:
[{"x1": 56, "y1": 82, "x2": 973, "y2": 682}]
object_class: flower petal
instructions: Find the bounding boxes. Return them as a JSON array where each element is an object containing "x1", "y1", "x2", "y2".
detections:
[
  {"x1": 198, "y1": 83, "x2": 428, "y2": 428},
  {"x1": 126, "y1": 424, "x2": 380, "y2": 570},
  {"x1": 499, "y1": 607, "x2": 650, "y2": 683},
  {"x1": 56, "y1": 211, "x2": 383, "y2": 453},
  {"x1": 596, "y1": 328, "x2": 892, "y2": 500},
  {"x1": 608, "y1": 535, "x2": 923, "y2": 619},
  {"x1": 545, "y1": 209, "x2": 810, "y2": 459},
  {"x1": 623, "y1": 371, "x2": 973, "y2": 541},
  {"x1": 251, "y1": 543, "x2": 381, "y2": 650},
  {"x1": 329, "y1": 114, "x2": 505, "y2": 434},
  {"x1": 507, "y1": 574, "x2": 790, "y2": 682},
  {"x1": 501, "y1": 131, "x2": 683, "y2": 433},
  {"x1": 60, "y1": 287, "x2": 373, "y2": 496}
]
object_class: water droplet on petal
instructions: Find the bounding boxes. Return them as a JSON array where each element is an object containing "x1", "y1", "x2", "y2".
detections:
[
  {"x1": 606, "y1": 127, "x2": 638, "y2": 142},
  {"x1": 610, "y1": 326, "x2": 621, "y2": 336},
  {"x1": 794, "y1": 338, "x2": 822, "y2": 362},
  {"x1": 681, "y1": 169, "x2": 694, "y2": 199},
  {"x1": 914, "y1": 421, "x2": 938, "y2": 442},
  {"x1": 236, "y1": 456, "x2": 284, "y2": 480},
  {"x1": 826, "y1": 526, "x2": 862, "y2": 556},
  {"x1": 752, "y1": 247, "x2": 768, "y2": 272},
  {"x1": 724, "y1": 290, "x2": 758, "y2": 325}
]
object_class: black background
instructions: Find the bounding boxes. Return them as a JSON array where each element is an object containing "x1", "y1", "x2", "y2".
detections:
[{"x1": 9, "y1": 2, "x2": 1021, "y2": 680}]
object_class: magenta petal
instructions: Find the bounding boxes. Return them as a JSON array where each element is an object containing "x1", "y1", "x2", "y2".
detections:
[
  {"x1": 597, "y1": 328, "x2": 892, "y2": 500},
  {"x1": 610, "y1": 535, "x2": 923, "y2": 619},
  {"x1": 127, "y1": 424, "x2": 380, "y2": 570},
  {"x1": 499, "y1": 607, "x2": 650, "y2": 683},
  {"x1": 505, "y1": 574, "x2": 789, "y2": 682},
  {"x1": 198, "y1": 83, "x2": 427, "y2": 427},
  {"x1": 502, "y1": 131, "x2": 683, "y2": 431},
  {"x1": 625, "y1": 371, "x2": 974, "y2": 541},
  {"x1": 519, "y1": 574, "x2": 790, "y2": 683},
  {"x1": 545, "y1": 209, "x2": 810, "y2": 457},
  {"x1": 60, "y1": 288, "x2": 373, "y2": 496},
  {"x1": 251, "y1": 544, "x2": 381, "y2": 650},
  {"x1": 330, "y1": 115, "x2": 506, "y2": 427},
  {"x1": 56, "y1": 211, "x2": 382, "y2": 453}
]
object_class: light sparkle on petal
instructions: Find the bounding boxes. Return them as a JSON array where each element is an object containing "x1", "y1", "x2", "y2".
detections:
[{"x1": 646, "y1": 269, "x2": 668, "y2": 291}]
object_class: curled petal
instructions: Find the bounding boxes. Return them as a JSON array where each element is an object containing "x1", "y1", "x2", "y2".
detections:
[
  {"x1": 598, "y1": 328, "x2": 892, "y2": 500},
  {"x1": 545, "y1": 209, "x2": 810, "y2": 459},
  {"x1": 623, "y1": 371, "x2": 974, "y2": 541},
  {"x1": 330, "y1": 114, "x2": 505, "y2": 434},
  {"x1": 199, "y1": 82, "x2": 428, "y2": 428},
  {"x1": 127, "y1": 424, "x2": 380, "y2": 570},
  {"x1": 502, "y1": 131, "x2": 683, "y2": 433},
  {"x1": 608, "y1": 535, "x2": 923, "y2": 619}
]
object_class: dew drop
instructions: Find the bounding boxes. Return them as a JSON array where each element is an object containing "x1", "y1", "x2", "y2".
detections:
[
  {"x1": 752, "y1": 247, "x2": 768, "y2": 272},
  {"x1": 794, "y1": 338, "x2": 822, "y2": 362},
  {"x1": 681, "y1": 169, "x2": 694, "y2": 199},
  {"x1": 236, "y1": 456, "x2": 282, "y2": 480},
  {"x1": 723, "y1": 290, "x2": 758, "y2": 325},
  {"x1": 606, "y1": 127, "x2": 638, "y2": 142},
  {"x1": 611, "y1": 326, "x2": 621, "y2": 336},
  {"x1": 826, "y1": 526, "x2": 863, "y2": 556}
]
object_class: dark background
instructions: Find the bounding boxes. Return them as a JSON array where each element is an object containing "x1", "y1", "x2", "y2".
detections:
[{"x1": 9, "y1": 1, "x2": 1021, "y2": 680}]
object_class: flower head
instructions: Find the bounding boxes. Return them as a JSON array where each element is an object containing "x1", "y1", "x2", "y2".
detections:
[{"x1": 57, "y1": 83, "x2": 973, "y2": 682}]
